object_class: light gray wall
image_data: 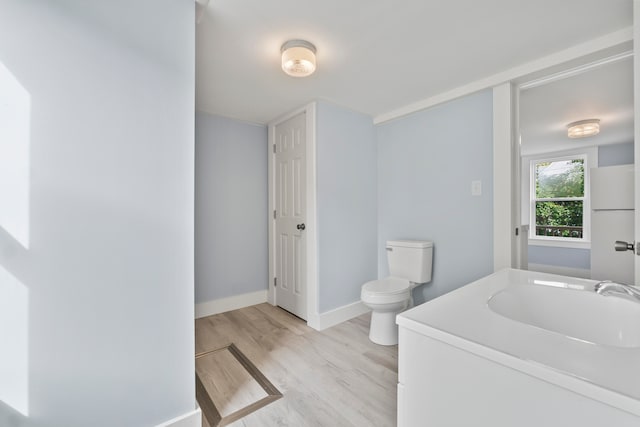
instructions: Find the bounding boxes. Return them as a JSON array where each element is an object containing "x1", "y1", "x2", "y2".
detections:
[
  {"x1": 195, "y1": 112, "x2": 268, "y2": 303},
  {"x1": 0, "y1": 1, "x2": 195, "y2": 426},
  {"x1": 528, "y1": 246, "x2": 591, "y2": 269},
  {"x1": 316, "y1": 101, "x2": 378, "y2": 312},
  {"x1": 194, "y1": 93, "x2": 495, "y2": 311},
  {"x1": 528, "y1": 141, "x2": 634, "y2": 270},
  {"x1": 376, "y1": 90, "x2": 494, "y2": 305},
  {"x1": 599, "y1": 141, "x2": 634, "y2": 166}
]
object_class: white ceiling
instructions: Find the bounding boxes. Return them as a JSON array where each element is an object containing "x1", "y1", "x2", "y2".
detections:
[
  {"x1": 519, "y1": 56, "x2": 634, "y2": 156},
  {"x1": 196, "y1": 0, "x2": 632, "y2": 124}
]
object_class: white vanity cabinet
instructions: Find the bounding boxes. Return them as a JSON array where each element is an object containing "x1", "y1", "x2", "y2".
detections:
[{"x1": 396, "y1": 269, "x2": 640, "y2": 427}]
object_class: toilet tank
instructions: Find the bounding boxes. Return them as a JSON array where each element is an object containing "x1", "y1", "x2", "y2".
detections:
[{"x1": 386, "y1": 240, "x2": 433, "y2": 283}]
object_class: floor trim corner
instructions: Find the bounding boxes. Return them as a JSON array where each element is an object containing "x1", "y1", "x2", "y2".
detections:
[
  {"x1": 195, "y1": 290, "x2": 268, "y2": 319},
  {"x1": 316, "y1": 300, "x2": 370, "y2": 331}
]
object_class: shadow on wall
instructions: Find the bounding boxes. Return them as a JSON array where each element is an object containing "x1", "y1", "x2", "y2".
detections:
[
  {"x1": 0, "y1": 400, "x2": 26, "y2": 427},
  {"x1": 0, "y1": 60, "x2": 30, "y2": 423},
  {"x1": 0, "y1": 0, "x2": 197, "y2": 421}
]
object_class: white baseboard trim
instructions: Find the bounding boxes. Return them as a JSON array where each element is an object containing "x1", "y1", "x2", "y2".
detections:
[
  {"x1": 306, "y1": 313, "x2": 321, "y2": 331},
  {"x1": 315, "y1": 300, "x2": 370, "y2": 331},
  {"x1": 195, "y1": 290, "x2": 268, "y2": 319},
  {"x1": 156, "y1": 405, "x2": 201, "y2": 427},
  {"x1": 528, "y1": 263, "x2": 591, "y2": 279}
]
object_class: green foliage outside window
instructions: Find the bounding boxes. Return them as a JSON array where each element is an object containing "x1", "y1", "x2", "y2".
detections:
[{"x1": 534, "y1": 159, "x2": 584, "y2": 238}]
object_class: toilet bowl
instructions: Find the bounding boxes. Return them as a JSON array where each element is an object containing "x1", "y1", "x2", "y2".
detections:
[
  {"x1": 361, "y1": 240, "x2": 433, "y2": 345},
  {"x1": 361, "y1": 277, "x2": 411, "y2": 345}
]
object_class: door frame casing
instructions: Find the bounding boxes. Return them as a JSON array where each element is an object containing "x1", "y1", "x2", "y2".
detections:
[
  {"x1": 492, "y1": 82, "x2": 519, "y2": 271},
  {"x1": 635, "y1": 0, "x2": 640, "y2": 285},
  {"x1": 267, "y1": 102, "x2": 320, "y2": 328}
]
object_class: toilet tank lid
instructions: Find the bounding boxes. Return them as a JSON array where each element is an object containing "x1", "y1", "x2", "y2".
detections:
[{"x1": 387, "y1": 240, "x2": 433, "y2": 248}]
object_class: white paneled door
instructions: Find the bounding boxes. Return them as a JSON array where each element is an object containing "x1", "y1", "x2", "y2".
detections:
[{"x1": 274, "y1": 112, "x2": 307, "y2": 319}]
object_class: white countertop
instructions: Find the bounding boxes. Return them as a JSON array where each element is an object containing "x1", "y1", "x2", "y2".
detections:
[{"x1": 396, "y1": 268, "x2": 640, "y2": 416}]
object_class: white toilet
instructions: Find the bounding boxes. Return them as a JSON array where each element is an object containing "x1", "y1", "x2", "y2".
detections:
[{"x1": 361, "y1": 240, "x2": 433, "y2": 345}]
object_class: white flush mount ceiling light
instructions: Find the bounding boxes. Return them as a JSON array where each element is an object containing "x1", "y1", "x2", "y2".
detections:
[
  {"x1": 281, "y1": 40, "x2": 316, "y2": 77},
  {"x1": 567, "y1": 119, "x2": 600, "y2": 138}
]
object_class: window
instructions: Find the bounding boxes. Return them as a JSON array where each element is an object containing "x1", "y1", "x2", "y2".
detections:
[{"x1": 525, "y1": 149, "x2": 596, "y2": 247}]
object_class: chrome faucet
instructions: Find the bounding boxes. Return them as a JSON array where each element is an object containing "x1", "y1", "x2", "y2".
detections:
[{"x1": 594, "y1": 280, "x2": 640, "y2": 301}]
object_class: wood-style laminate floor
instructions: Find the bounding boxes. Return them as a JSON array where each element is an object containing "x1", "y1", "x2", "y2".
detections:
[{"x1": 195, "y1": 303, "x2": 398, "y2": 427}]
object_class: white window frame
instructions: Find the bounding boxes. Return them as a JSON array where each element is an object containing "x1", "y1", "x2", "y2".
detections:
[{"x1": 522, "y1": 147, "x2": 597, "y2": 249}]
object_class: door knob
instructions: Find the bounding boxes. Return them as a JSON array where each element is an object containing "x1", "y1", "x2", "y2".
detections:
[
  {"x1": 297, "y1": 223, "x2": 306, "y2": 230},
  {"x1": 615, "y1": 240, "x2": 635, "y2": 252}
]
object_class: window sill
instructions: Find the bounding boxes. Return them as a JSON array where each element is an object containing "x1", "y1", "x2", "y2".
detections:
[{"x1": 528, "y1": 238, "x2": 591, "y2": 250}]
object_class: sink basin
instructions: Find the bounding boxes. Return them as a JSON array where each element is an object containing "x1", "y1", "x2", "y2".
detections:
[{"x1": 488, "y1": 282, "x2": 640, "y2": 348}]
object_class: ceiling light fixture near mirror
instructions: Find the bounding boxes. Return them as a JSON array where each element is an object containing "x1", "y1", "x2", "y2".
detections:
[
  {"x1": 281, "y1": 40, "x2": 316, "y2": 77},
  {"x1": 567, "y1": 119, "x2": 600, "y2": 138}
]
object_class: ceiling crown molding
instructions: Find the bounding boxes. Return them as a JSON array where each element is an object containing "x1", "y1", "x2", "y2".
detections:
[{"x1": 373, "y1": 26, "x2": 633, "y2": 125}]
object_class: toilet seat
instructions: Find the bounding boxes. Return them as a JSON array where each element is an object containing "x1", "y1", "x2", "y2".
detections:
[{"x1": 361, "y1": 277, "x2": 410, "y2": 305}]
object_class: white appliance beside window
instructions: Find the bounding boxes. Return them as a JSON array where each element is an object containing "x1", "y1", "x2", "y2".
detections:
[{"x1": 590, "y1": 164, "x2": 634, "y2": 284}]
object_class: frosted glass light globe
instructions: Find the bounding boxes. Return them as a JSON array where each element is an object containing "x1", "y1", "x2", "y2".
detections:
[{"x1": 281, "y1": 40, "x2": 316, "y2": 77}]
